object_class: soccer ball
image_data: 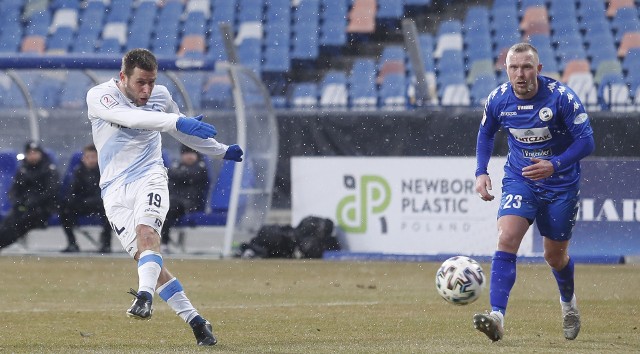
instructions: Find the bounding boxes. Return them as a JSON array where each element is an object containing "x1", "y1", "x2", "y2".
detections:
[{"x1": 435, "y1": 256, "x2": 486, "y2": 305}]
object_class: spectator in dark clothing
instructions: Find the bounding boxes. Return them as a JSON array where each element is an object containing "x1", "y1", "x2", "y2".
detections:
[
  {"x1": 161, "y1": 145, "x2": 209, "y2": 252},
  {"x1": 60, "y1": 144, "x2": 112, "y2": 253},
  {"x1": 0, "y1": 142, "x2": 60, "y2": 249}
]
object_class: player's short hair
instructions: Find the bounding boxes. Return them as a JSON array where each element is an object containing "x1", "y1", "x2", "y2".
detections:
[
  {"x1": 508, "y1": 42, "x2": 539, "y2": 58},
  {"x1": 121, "y1": 48, "x2": 158, "y2": 77}
]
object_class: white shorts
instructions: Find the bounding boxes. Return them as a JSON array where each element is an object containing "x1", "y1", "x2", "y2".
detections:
[{"x1": 103, "y1": 172, "x2": 169, "y2": 257}]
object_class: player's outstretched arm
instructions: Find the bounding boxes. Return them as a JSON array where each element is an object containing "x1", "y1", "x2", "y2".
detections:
[
  {"x1": 176, "y1": 115, "x2": 218, "y2": 139},
  {"x1": 223, "y1": 144, "x2": 243, "y2": 162}
]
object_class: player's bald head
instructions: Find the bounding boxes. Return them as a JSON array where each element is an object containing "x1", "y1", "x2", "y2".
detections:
[{"x1": 121, "y1": 48, "x2": 158, "y2": 77}]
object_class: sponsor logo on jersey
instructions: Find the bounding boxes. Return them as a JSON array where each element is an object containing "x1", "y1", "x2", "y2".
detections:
[
  {"x1": 517, "y1": 105, "x2": 533, "y2": 110},
  {"x1": 574, "y1": 112, "x2": 588, "y2": 124},
  {"x1": 509, "y1": 127, "x2": 552, "y2": 143},
  {"x1": 500, "y1": 111, "x2": 517, "y2": 116},
  {"x1": 539, "y1": 107, "x2": 553, "y2": 121},
  {"x1": 523, "y1": 148, "x2": 552, "y2": 158},
  {"x1": 100, "y1": 94, "x2": 119, "y2": 109}
]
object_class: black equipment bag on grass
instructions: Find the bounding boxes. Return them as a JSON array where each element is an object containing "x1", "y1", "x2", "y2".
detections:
[{"x1": 294, "y1": 216, "x2": 340, "y2": 258}]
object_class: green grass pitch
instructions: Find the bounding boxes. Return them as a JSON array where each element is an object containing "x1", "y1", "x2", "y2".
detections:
[{"x1": 0, "y1": 256, "x2": 638, "y2": 353}]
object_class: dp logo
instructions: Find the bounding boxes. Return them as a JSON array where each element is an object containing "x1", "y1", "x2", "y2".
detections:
[{"x1": 336, "y1": 175, "x2": 391, "y2": 233}]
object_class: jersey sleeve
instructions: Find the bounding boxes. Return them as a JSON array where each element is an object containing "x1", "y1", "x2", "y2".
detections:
[
  {"x1": 167, "y1": 131, "x2": 230, "y2": 157},
  {"x1": 86, "y1": 85, "x2": 180, "y2": 132}
]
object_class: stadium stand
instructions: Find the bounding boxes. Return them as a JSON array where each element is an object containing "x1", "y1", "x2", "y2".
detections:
[{"x1": 0, "y1": 0, "x2": 638, "y2": 111}]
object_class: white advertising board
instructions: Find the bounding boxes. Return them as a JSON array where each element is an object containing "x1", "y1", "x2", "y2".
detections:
[{"x1": 291, "y1": 157, "x2": 535, "y2": 256}]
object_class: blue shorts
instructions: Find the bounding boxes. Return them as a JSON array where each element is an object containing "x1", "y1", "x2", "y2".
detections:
[{"x1": 498, "y1": 177, "x2": 580, "y2": 241}]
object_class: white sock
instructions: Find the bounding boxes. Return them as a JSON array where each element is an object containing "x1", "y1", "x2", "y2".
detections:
[
  {"x1": 156, "y1": 277, "x2": 199, "y2": 323},
  {"x1": 137, "y1": 250, "x2": 163, "y2": 296},
  {"x1": 490, "y1": 311, "x2": 505, "y2": 326},
  {"x1": 561, "y1": 294, "x2": 577, "y2": 311}
]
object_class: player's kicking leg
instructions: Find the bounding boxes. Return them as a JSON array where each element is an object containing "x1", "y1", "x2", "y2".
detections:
[{"x1": 156, "y1": 268, "x2": 217, "y2": 346}]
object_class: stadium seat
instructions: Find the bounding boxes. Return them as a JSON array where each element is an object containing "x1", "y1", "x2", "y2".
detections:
[
  {"x1": 379, "y1": 72, "x2": 407, "y2": 110},
  {"x1": 612, "y1": 7, "x2": 640, "y2": 42},
  {"x1": 202, "y1": 71, "x2": 234, "y2": 110},
  {"x1": 349, "y1": 58, "x2": 378, "y2": 110},
  {"x1": 106, "y1": 0, "x2": 133, "y2": 23},
  {"x1": 59, "y1": 72, "x2": 94, "y2": 109},
  {"x1": 291, "y1": 24, "x2": 319, "y2": 62},
  {"x1": 594, "y1": 60, "x2": 624, "y2": 84},
  {"x1": 178, "y1": 35, "x2": 206, "y2": 57},
  {"x1": 0, "y1": 151, "x2": 18, "y2": 220},
  {"x1": 376, "y1": 0, "x2": 403, "y2": 29},
  {"x1": 290, "y1": 82, "x2": 318, "y2": 109},
  {"x1": 47, "y1": 27, "x2": 74, "y2": 53},
  {"x1": 622, "y1": 47, "x2": 640, "y2": 72},
  {"x1": 441, "y1": 84, "x2": 470, "y2": 106},
  {"x1": 606, "y1": 0, "x2": 635, "y2": 18},
  {"x1": 618, "y1": 32, "x2": 640, "y2": 57},
  {"x1": 470, "y1": 73, "x2": 497, "y2": 106},
  {"x1": 520, "y1": 6, "x2": 550, "y2": 37},
  {"x1": 20, "y1": 34, "x2": 46, "y2": 53},
  {"x1": 347, "y1": 0, "x2": 376, "y2": 35},
  {"x1": 566, "y1": 72, "x2": 599, "y2": 111},
  {"x1": 182, "y1": 12, "x2": 207, "y2": 37},
  {"x1": 319, "y1": 70, "x2": 348, "y2": 109},
  {"x1": 598, "y1": 73, "x2": 632, "y2": 111},
  {"x1": 466, "y1": 59, "x2": 494, "y2": 85}
]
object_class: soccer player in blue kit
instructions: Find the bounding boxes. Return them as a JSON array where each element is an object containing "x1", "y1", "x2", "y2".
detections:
[
  {"x1": 87, "y1": 48, "x2": 244, "y2": 346},
  {"x1": 472, "y1": 43, "x2": 594, "y2": 341}
]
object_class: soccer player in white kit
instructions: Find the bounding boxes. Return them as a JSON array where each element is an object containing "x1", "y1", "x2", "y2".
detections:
[{"x1": 86, "y1": 48, "x2": 244, "y2": 346}]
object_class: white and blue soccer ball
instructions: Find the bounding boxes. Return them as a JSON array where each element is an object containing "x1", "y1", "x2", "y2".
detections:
[{"x1": 435, "y1": 256, "x2": 486, "y2": 305}]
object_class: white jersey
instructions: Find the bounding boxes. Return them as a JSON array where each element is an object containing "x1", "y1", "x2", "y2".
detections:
[{"x1": 87, "y1": 78, "x2": 228, "y2": 197}]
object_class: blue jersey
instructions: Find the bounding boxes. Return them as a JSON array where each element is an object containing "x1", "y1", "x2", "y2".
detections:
[{"x1": 478, "y1": 75, "x2": 594, "y2": 190}]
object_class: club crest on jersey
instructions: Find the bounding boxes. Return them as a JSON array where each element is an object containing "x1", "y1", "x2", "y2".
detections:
[
  {"x1": 100, "y1": 94, "x2": 119, "y2": 109},
  {"x1": 539, "y1": 107, "x2": 553, "y2": 121}
]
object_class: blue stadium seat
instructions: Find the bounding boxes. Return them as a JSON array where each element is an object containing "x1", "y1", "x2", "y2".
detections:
[
  {"x1": 379, "y1": 73, "x2": 407, "y2": 109},
  {"x1": 47, "y1": 27, "x2": 74, "y2": 52},
  {"x1": 202, "y1": 71, "x2": 234, "y2": 110},
  {"x1": 622, "y1": 47, "x2": 640, "y2": 73},
  {"x1": 177, "y1": 72, "x2": 205, "y2": 110},
  {"x1": 25, "y1": 11, "x2": 52, "y2": 37},
  {"x1": 237, "y1": 38, "x2": 262, "y2": 74},
  {"x1": 349, "y1": 58, "x2": 378, "y2": 109},
  {"x1": 376, "y1": 0, "x2": 403, "y2": 29},
  {"x1": 175, "y1": 159, "x2": 242, "y2": 227},
  {"x1": 212, "y1": 0, "x2": 236, "y2": 27},
  {"x1": 319, "y1": 70, "x2": 348, "y2": 109},
  {"x1": 0, "y1": 151, "x2": 18, "y2": 220},
  {"x1": 612, "y1": 7, "x2": 640, "y2": 42},
  {"x1": 99, "y1": 38, "x2": 122, "y2": 54},
  {"x1": 238, "y1": 0, "x2": 263, "y2": 22},
  {"x1": 263, "y1": 44, "x2": 290, "y2": 73},
  {"x1": 291, "y1": 24, "x2": 319, "y2": 62},
  {"x1": 106, "y1": 0, "x2": 133, "y2": 23},
  {"x1": 59, "y1": 72, "x2": 94, "y2": 109},
  {"x1": 418, "y1": 33, "x2": 435, "y2": 72},
  {"x1": 127, "y1": 18, "x2": 154, "y2": 50},
  {"x1": 290, "y1": 82, "x2": 318, "y2": 109},
  {"x1": 470, "y1": 73, "x2": 497, "y2": 106},
  {"x1": 183, "y1": 11, "x2": 207, "y2": 36}
]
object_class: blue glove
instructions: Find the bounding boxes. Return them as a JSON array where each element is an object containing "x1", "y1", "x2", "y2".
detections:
[
  {"x1": 176, "y1": 115, "x2": 217, "y2": 139},
  {"x1": 223, "y1": 144, "x2": 243, "y2": 162}
]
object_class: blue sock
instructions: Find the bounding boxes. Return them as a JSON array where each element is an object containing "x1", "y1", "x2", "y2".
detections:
[
  {"x1": 552, "y1": 257, "x2": 575, "y2": 302},
  {"x1": 490, "y1": 251, "x2": 517, "y2": 315}
]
